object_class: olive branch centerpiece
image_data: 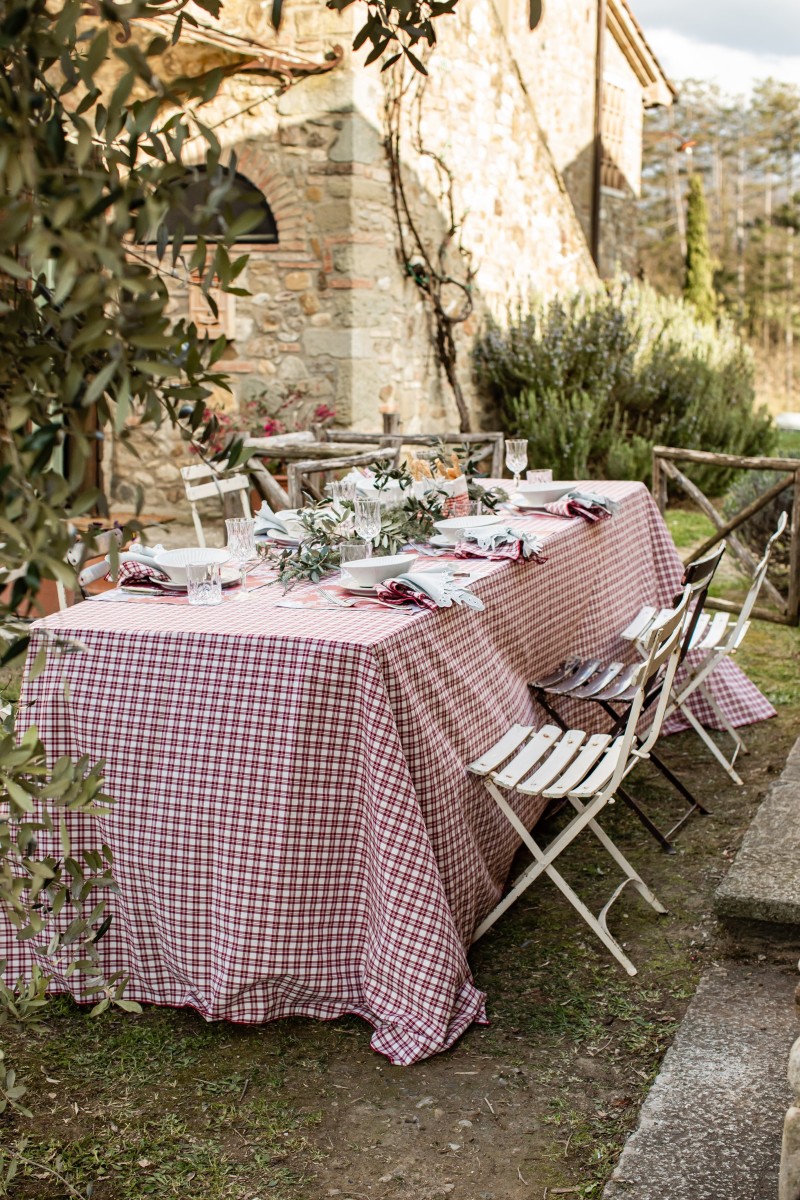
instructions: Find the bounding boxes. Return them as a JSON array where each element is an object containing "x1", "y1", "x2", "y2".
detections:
[{"x1": 268, "y1": 450, "x2": 507, "y2": 590}]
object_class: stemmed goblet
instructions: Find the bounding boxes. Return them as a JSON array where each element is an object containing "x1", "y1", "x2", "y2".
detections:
[
  {"x1": 225, "y1": 517, "x2": 256, "y2": 598},
  {"x1": 353, "y1": 498, "x2": 381, "y2": 559},
  {"x1": 506, "y1": 438, "x2": 529, "y2": 490},
  {"x1": 330, "y1": 479, "x2": 357, "y2": 537}
]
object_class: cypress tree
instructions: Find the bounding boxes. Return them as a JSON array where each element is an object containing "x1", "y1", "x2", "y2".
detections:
[{"x1": 684, "y1": 174, "x2": 717, "y2": 322}]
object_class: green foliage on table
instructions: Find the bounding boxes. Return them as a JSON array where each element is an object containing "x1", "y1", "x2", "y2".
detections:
[
  {"x1": 270, "y1": 453, "x2": 508, "y2": 588},
  {"x1": 269, "y1": 497, "x2": 440, "y2": 588},
  {"x1": 684, "y1": 175, "x2": 717, "y2": 323},
  {"x1": 0, "y1": 0, "x2": 256, "y2": 1042},
  {"x1": 474, "y1": 279, "x2": 774, "y2": 494}
]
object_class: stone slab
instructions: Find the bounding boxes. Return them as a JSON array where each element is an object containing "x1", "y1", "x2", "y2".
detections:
[
  {"x1": 604, "y1": 963, "x2": 796, "y2": 1200},
  {"x1": 715, "y1": 738, "x2": 800, "y2": 928}
]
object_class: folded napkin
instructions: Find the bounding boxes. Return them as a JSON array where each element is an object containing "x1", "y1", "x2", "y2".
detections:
[
  {"x1": 116, "y1": 560, "x2": 169, "y2": 587},
  {"x1": 545, "y1": 490, "x2": 619, "y2": 522},
  {"x1": 254, "y1": 503, "x2": 288, "y2": 537},
  {"x1": 106, "y1": 544, "x2": 168, "y2": 585},
  {"x1": 454, "y1": 527, "x2": 546, "y2": 563},
  {"x1": 129, "y1": 542, "x2": 166, "y2": 559},
  {"x1": 375, "y1": 571, "x2": 485, "y2": 611}
]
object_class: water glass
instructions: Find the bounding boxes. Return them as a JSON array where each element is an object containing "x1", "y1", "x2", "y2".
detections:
[
  {"x1": 330, "y1": 479, "x2": 357, "y2": 503},
  {"x1": 187, "y1": 562, "x2": 222, "y2": 606},
  {"x1": 526, "y1": 469, "x2": 553, "y2": 484},
  {"x1": 506, "y1": 439, "x2": 528, "y2": 489},
  {"x1": 354, "y1": 499, "x2": 381, "y2": 558},
  {"x1": 339, "y1": 541, "x2": 369, "y2": 582},
  {"x1": 225, "y1": 517, "x2": 256, "y2": 596}
]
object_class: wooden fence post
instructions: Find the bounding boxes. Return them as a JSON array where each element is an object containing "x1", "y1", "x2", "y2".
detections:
[
  {"x1": 789, "y1": 468, "x2": 800, "y2": 626},
  {"x1": 652, "y1": 448, "x2": 667, "y2": 514}
]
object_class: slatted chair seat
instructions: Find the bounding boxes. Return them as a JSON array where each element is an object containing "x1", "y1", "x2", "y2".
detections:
[
  {"x1": 467, "y1": 587, "x2": 691, "y2": 975},
  {"x1": 529, "y1": 543, "x2": 727, "y2": 851}
]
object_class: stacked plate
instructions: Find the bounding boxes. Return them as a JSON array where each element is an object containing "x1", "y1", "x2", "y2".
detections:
[{"x1": 430, "y1": 514, "x2": 504, "y2": 547}]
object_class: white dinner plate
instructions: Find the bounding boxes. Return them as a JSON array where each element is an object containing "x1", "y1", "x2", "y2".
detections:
[
  {"x1": 429, "y1": 534, "x2": 458, "y2": 548},
  {"x1": 263, "y1": 532, "x2": 301, "y2": 548},
  {"x1": 341, "y1": 581, "x2": 379, "y2": 595}
]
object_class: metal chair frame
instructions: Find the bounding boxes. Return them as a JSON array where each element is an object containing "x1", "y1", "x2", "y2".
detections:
[
  {"x1": 468, "y1": 587, "x2": 691, "y2": 976},
  {"x1": 641, "y1": 512, "x2": 788, "y2": 786},
  {"x1": 530, "y1": 545, "x2": 726, "y2": 851}
]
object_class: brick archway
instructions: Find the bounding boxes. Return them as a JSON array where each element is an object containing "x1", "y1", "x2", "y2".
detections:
[{"x1": 233, "y1": 143, "x2": 307, "y2": 255}]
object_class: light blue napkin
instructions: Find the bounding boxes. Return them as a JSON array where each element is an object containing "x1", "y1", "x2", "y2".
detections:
[
  {"x1": 254, "y1": 502, "x2": 288, "y2": 537},
  {"x1": 461, "y1": 527, "x2": 545, "y2": 560}
]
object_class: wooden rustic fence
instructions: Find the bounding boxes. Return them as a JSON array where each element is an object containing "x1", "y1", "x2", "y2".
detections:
[{"x1": 652, "y1": 446, "x2": 800, "y2": 627}]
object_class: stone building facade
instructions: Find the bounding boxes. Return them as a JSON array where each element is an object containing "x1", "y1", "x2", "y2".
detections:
[{"x1": 107, "y1": 0, "x2": 673, "y2": 511}]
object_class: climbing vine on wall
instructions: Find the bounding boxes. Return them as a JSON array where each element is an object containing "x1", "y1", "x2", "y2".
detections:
[{"x1": 383, "y1": 62, "x2": 475, "y2": 432}]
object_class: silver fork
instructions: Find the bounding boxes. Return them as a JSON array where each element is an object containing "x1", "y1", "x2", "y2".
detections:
[{"x1": 314, "y1": 589, "x2": 354, "y2": 608}]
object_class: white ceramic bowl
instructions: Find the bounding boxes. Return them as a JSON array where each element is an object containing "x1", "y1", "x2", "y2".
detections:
[
  {"x1": 433, "y1": 514, "x2": 504, "y2": 544},
  {"x1": 154, "y1": 547, "x2": 229, "y2": 585},
  {"x1": 342, "y1": 552, "x2": 417, "y2": 588},
  {"x1": 515, "y1": 482, "x2": 574, "y2": 507}
]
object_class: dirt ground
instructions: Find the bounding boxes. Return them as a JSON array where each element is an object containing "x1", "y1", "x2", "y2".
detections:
[{"x1": 2, "y1": 526, "x2": 800, "y2": 1200}]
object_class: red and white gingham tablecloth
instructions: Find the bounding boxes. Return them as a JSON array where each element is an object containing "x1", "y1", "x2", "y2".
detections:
[{"x1": 8, "y1": 482, "x2": 774, "y2": 1063}]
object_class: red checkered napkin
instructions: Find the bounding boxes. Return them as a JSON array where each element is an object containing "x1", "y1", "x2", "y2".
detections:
[
  {"x1": 114, "y1": 561, "x2": 169, "y2": 587},
  {"x1": 453, "y1": 539, "x2": 533, "y2": 562},
  {"x1": 375, "y1": 579, "x2": 438, "y2": 609},
  {"x1": 546, "y1": 492, "x2": 618, "y2": 520}
]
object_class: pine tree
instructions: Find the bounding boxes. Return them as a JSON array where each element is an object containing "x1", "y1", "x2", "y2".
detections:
[{"x1": 684, "y1": 174, "x2": 717, "y2": 322}]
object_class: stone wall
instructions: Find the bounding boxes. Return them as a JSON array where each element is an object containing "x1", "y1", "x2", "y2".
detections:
[
  {"x1": 503, "y1": 0, "x2": 600, "y2": 250},
  {"x1": 110, "y1": 0, "x2": 674, "y2": 514},
  {"x1": 109, "y1": 0, "x2": 604, "y2": 512},
  {"x1": 598, "y1": 26, "x2": 645, "y2": 278}
]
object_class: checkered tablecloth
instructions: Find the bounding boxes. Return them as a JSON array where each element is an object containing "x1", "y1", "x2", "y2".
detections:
[{"x1": 7, "y1": 482, "x2": 774, "y2": 1064}]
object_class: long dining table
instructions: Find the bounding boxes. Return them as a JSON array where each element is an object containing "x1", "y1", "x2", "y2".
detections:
[{"x1": 9, "y1": 480, "x2": 774, "y2": 1064}]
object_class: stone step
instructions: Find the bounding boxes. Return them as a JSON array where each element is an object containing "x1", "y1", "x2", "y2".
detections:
[
  {"x1": 603, "y1": 963, "x2": 796, "y2": 1200},
  {"x1": 715, "y1": 738, "x2": 800, "y2": 933}
]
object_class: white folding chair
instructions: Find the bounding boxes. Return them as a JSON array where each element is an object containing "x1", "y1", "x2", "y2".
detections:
[
  {"x1": 56, "y1": 527, "x2": 124, "y2": 610},
  {"x1": 467, "y1": 587, "x2": 691, "y2": 976},
  {"x1": 631, "y1": 512, "x2": 788, "y2": 786},
  {"x1": 530, "y1": 544, "x2": 725, "y2": 850},
  {"x1": 180, "y1": 462, "x2": 252, "y2": 548}
]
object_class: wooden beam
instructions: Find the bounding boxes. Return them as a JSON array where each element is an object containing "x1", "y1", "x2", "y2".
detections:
[
  {"x1": 704, "y1": 596, "x2": 792, "y2": 625},
  {"x1": 248, "y1": 459, "x2": 290, "y2": 510},
  {"x1": 654, "y1": 445, "x2": 800, "y2": 472},
  {"x1": 287, "y1": 448, "x2": 400, "y2": 508},
  {"x1": 789, "y1": 470, "x2": 800, "y2": 624},
  {"x1": 661, "y1": 458, "x2": 788, "y2": 613},
  {"x1": 685, "y1": 471, "x2": 795, "y2": 564},
  {"x1": 705, "y1": 596, "x2": 791, "y2": 624},
  {"x1": 651, "y1": 448, "x2": 667, "y2": 514}
]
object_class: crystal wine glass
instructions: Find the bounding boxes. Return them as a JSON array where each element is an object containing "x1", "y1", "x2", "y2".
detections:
[
  {"x1": 506, "y1": 439, "x2": 528, "y2": 490},
  {"x1": 330, "y1": 479, "x2": 357, "y2": 503},
  {"x1": 225, "y1": 517, "x2": 256, "y2": 598},
  {"x1": 330, "y1": 479, "x2": 357, "y2": 537},
  {"x1": 353, "y1": 498, "x2": 381, "y2": 559}
]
